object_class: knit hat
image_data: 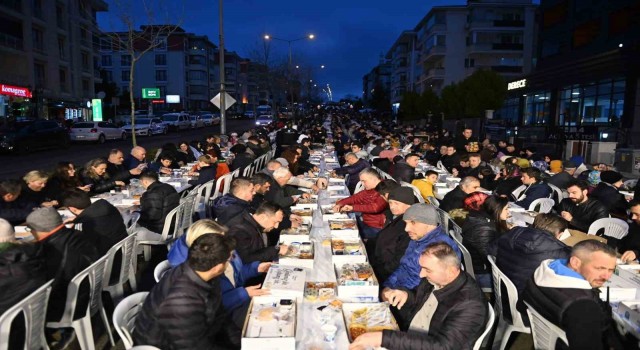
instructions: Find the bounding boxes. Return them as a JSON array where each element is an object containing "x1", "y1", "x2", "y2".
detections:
[
  {"x1": 388, "y1": 187, "x2": 417, "y2": 205},
  {"x1": 464, "y1": 192, "x2": 489, "y2": 212},
  {"x1": 0, "y1": 219, "x2": 15, "y2": 243},
  {"x1": 562, "y1": 160, "x2": 577, "y2": 169},
  {"x1": 275, "y1": 157, "x2": 289, "y2": 167},
  {"x1": 26, "y1": 207, "x2": 63, "y2": 232},
  {"x1": 403, "y1": 203, "x2": 439, "y2": 225},
  {"x1": 600, "y1": 171, "x2": 623, "y2": 185}
]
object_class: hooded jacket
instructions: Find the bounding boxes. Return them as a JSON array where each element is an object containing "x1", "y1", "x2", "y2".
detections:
[
  {"x1": 461, "y1": 211, "x2": 499, "y2": 275},
  {"x1": 513, "y1": 182, "x2": 553, "y2": 209},
  {"x1": 336, "y1": 189, "x2": 388, "y2": 229},
  {"x1": 555, "y1": 198, "x2": 609, "y2": 233},
  {"x1": 382, "y1": 272, "x2": 487, "y2": 350},
  {"x1": 384, "y1": 226, "x2": 462, "y2": 289},
  {"x1": 487, "y1": 226, "x2": 570, "y2": 293},
  {"x1": 0, "y1": 243, "x2": 47, "y2": 316},
  {"x1": 138, "y1": 181, "x2": 181, "y2": 233},
  {"x1": 211, "y1": 193, "x2": 253, "y2": 225},
  {"x1": 372, "y1": 215, "x2": 410, "y2": 284},
  {"x1": 73, "y1": 199, "x2": 127, "y2": 255},
  {"x1": 439, "y1": 186, "x2": 466, "y2": 212},
  {"x1": 522, "y1": 259, "x2": 617, "y2": 350}
]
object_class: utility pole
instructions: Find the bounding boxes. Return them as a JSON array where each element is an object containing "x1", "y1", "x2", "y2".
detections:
[{"x1": 218, "y1": 0, "x2": 226, "y2": 135}]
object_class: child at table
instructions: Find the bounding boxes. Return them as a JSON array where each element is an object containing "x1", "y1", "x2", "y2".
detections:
[{"x1": 412, "y1": 170, "x2": 439, "y2": 203}]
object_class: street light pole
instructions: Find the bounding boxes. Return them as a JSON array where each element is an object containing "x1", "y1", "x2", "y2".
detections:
[{"x1": 218, "y1": 0, "x2": 227, "y2": 135}]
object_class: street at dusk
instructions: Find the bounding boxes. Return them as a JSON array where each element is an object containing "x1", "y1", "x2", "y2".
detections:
[{"x1": 1, "y1": 1, "x2": 640, "y2": 350}]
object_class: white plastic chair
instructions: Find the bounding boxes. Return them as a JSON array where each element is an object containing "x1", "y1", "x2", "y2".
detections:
[
  {"x1": 427, "y1": 196, "x2": 440, "y2": 207},
  {"x1": 449, "y1": 229, "x2": 475, "y2": 279},
  {"x1": 511, "y1": 185, "x2": 526, "y2": 200},
  {"x1": 449, "y1": 222, "x2": 463, "y2": 242},
  {"x1": 103, "y1": 233, "x2": 138, "y2": 302},
  {"x1": 473, "y1": 303, "x2": 496, "y2": 350},
  {"x1": 528, "y1": 198, "x2": 555, "y2": 214},
  {"x1": 354, "y1": 181, "x2": 365, "y2": 194},
  {"x1": 587, "y1": 217, "x2": 629, "y2": 239},
  {"x1": 0, "y1": 280, "x2": 53, "y2": 350},
  {"x1": 130, "y1": 347, "x2": 161, "y2": 350},
  {"x1": 400, "y1": 181, "x2": 425, "y2": 203},
  {"x1": 547, "y1": 183, "x2": 564, "y2": 203},
  {"x1": 47, "y1": 255, "x2": 115, "y2": 350},
  {"x1": 487, "y1": 255, "x2": 531, "y2": 350},
  {"x1": 136, "y1": 202, "x2": 184, "y2": 261},
  {"x1": 523, "y1": 301, "x2": 569, "y2": 349},
  {"x1": 112, "y1": 292, "x2": 149, "y2": 349},
  {"x1": 436, "y1": 160, "x2": 448, "y2": 172},
  {"x1": 177, "y1": 193, "x2": 198, "y2": 241},
  {"x1": 436, "y1": 207, "x2": 451, "y2": 233},
  {"x1": 154, "y1": 260, "x2": 172, "y2": 283}
]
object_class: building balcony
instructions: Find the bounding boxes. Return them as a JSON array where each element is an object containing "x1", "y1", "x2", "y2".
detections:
[
  {"x1": 468, "y1": 42, "x2": 523, "y2": 53},
  {"x1": 424, "y1": 67, "x2": 445, "y2": 80},
  {"x1": 0, "y1": 32, "x2": 23, "y2": 51},
  {"x1": 189, "y1": 48, "x2": 207, "y2": 56},
  {"x1": 491, "y1": 65, "x2": 523, "y2": 74},
  {"x1": 188, "y1": 63, "x2": 207, "y2": 70},
  {"x1": 467, "y1": 20, "x2": 494, "y2": 30},
  {"x1": 188, "y1": 78, "x2": 208, "y2": 86},
  {"x1": 492, "y1": 43, "x2": 523, "y2": 51},
  {"x1": 467, "y1": 43, "x2": 492, "y2": 53},
  {"x1": 493, "y1": 19, "x2": 525, "y2": 28},
  {"x1": 420, "y1": 46, "x2": 445, "y2": 64}
]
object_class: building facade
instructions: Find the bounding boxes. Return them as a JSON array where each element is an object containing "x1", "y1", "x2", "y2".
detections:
[
  {"x1": 362, "y1": 59, "x2": 392, "y2": 106},
  {"x1": 0, "y1": 0, "x2": 108, "y2": 121},
  {"x1": 385, "y1": 31, "x2": 417, "y2": 107}
]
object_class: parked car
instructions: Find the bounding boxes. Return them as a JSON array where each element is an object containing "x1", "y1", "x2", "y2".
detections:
[
  {"x1": 70, "y1": 121, "x2": 126, "y2": 143},
  {"x1": 0, "y1": 119, "x2": 70, "y2": 153},
  {"x1": 122, "y1": 118, "x2": 167, "y2": 137},
  {"x1": 244, "y1": 111, "x2": 255, "y2": 118},
  {"x1": 255, "y1": 115, "x2": 274, "y2": 126},
  {"x1": 200, "y1": 113, "x2": 221, "y2": 126},
  {"x1": 189, "y1": 115, "x2": 205, "y2": 129},
  {"x1": 161, "y1": 113, "x2": 190, "y2": 131}
]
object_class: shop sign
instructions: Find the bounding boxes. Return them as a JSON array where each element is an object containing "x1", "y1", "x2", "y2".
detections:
[
  {"x1": 0, "y1": 84, "x2": 32, "y2": 98},
  {"x1": 507, "y1": 79, "x2": 527, "y2": 90},
  {"x1": 142, "y1": 88, "x2": 160, "y2": 99},
  {"x1": 92, "y1": 99, "x2": 103, "y2": 121}
]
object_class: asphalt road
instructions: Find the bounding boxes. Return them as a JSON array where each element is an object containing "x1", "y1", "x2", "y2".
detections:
[{"x1": 0, "y1": 119, "x2": 256, "y2": 180}]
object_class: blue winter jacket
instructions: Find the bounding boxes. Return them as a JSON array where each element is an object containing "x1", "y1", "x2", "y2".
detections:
[
  {"x1": 383, "y1": 225, "x2": 462, "y2": 290},
  {"x1": 167, "y1": 235, "x2": 261, "y2": 312},
  {"x1": 514, "y1": 182, "x2": 552, "y2": 209}
]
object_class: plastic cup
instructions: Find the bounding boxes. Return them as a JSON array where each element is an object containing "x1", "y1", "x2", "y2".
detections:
[{"x1": 321, "y1": 324, "x2": 337, "y2": 342}]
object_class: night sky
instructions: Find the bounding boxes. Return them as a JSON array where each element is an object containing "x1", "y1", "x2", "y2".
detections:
[{"x1": 98, "y1": 0, "x2": 466, "y2": 100}]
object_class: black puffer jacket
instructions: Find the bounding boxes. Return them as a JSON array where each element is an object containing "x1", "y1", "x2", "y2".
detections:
[
  {"x1": 225, "y1": 211, "x2": 278, "y2": 263},
  {"x1": 493, "y1": 176, "x2": 522, "y2": 197},
  {"x1": 393, "y1": 160, "x2": 416, "y2": 184},
  {"x1": 188, "y1": 164, "x2": 216, "y2": 187},
  {"x1": 211, "y1": 193, "x2": 253, "y2": 224},
  {"x1": 487, "y1": 226, "x2": 570, "y2": 293},
  {"x1": 106, "y1": 162, "x2": 132, "y2": 184},
  {"x1": 0, "y1": 197, "x2": 37, "y2": 225},
  {"x1": 372, "y1": 215, "x2": 409, "y2": 284},
  {"x1": 0, "y1": 243, "x2": 47, "y2": 315},
  {"x1": 73, "y1": 199, "x2": 127, "y2": 255},
  {"x1": 590, "y1": 182, "x2": 628, "y2": 219},
  {"x1": 461, "y1": 211, "x2": 498, "y2": 275},
  {"x1": 230, "y1": 153, "x2": 255, "y2": 172},
  {"x1": 439, "y1": 186, "x2": 466, "y2": 212},
  {"x1": 80, "y1": 173, "x2": 119, "y2": 195},
  {"x1": 555, "y1": 198, "x2": 609, "y2": 233},
  {"x1": 138, "y1": 181, "x2": 181, "y2": 233},
  {"x1": 133, "y1": 263, "x2": 224, "y2": 350},
  {"x1": 382, "y1": 272, "x2": 487, "y2": 350}
]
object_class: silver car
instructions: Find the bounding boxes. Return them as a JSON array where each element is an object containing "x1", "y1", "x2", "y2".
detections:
[
  {"x1": 70, "y1": 121, "x2": 126, "y2": 143},
  {"x1": 200, "y1": 113, "x2": 221, "y2": 126},
  {"x1": 122, "y1": 118, "x2": 168, "y2": 136},
  {"x1": 189, "y1": 115, "x2": 205, "y2": 128}
]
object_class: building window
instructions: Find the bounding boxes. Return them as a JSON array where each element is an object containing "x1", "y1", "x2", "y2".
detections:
[
  {"x1": 189, "y1": 71, "x2": 207, "y2": 81},
  {"x1": 155, "y1": 54, "x2": 166, "y2": 66},
  {"x1": 32, "y1": 0, "x2": 43, "y2": 19},
  {"x1": 34, "y1": 62, "x2": 46, "y2": 86},
  {"x1": 155, "y1": 70, "x2": 167, "y2": 81},
  {"x1": 101, "y1": 55, "x2": 112, "y2": 67},
  {"x1": 154, "y1": 37, "x2": 167, "y2": 50},
  {"x1": 58, "y1": 36, "x2": 66, "y2": 59},
  {"x1": 59, "y1": 68, "x2": 68, "y2": 92},
  {"x1": 56, "y1": 4, "x2": 65, "y2": 28},
  {"x1": 122, "y1": 70, "x2": 130, "y2": 81},
  {"x1": 558, "y1": 79, "x2": 625, "y2": 127},
  {"x1": 81, "y1": 51, "x2": 90, "y2": 71},
  {"x1": 82, "y1": 79, "x2": 90, "y2": 93},
  {"x1": 100, "y1": 38, "x2": 112, "y2": 51},
  {"x1": 464, "y1": 58, "x2": 475, "y2": 68},
  {"x1": 103, "y1": 70, "x2": 113, "y2": 82},
  {"x1": 121, "y1": 55, "x2": 131, "y2": 66},
  {"x1": 158, "y1": 86, "x2": 166, "y2": 96},
  {"x1": 496, "y1": 97, "x2": 519, "y2": 126},
  {"x1": 523, "y1": 91, "x2": 551, "y2": 126},
  {"x1": 32, "y1": 26, "x2": 44, "y2": 51}
]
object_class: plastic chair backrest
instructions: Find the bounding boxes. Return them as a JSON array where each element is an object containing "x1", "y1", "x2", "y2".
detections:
[
  {"x1": 112, "y1": 292, "x2": 149, "y2": 349},
  {"x1": 473, "y1": 303, "x2": 495, "y2": 350},
  {"x1": 0, "y1": 280, "x2": 53, "y2": 350},
  {"x1": 512, "y1": 185, "x2": 526, "y2": 200},
  {"x1": 524, "y1": 301, "x2": 569, "y2": 349},
  {"x1": 58, "y1": 254, "x2": 109, "y2": 322},
  {"x1": 624, "y1": 179, "x2": 638, "y2": 191},
  {"x1": 157, "y1": 203, "x2": 183, "y2": 242},
  {"x1": 177, "y1": 194, "x2": 197, "y2": 238},
  {"x1": 154, "y1": 260, "x2": 172, "y2": 283},
  {"x1": 127, "y1": 212, "x2": 141, "y2": 234},
  {"x1": 449, "y1": 222, "x2": 463, "y2": 242},
  {"x1": 587, "y1": 217, "x2": 629, "y2": 239},
  {"x1": 427, "y1": 196, "x2": 440, "y2": 207},
  {"x1": 449, "y1": 230, "x2": 475, "y2": 278},
  {"x1": 436, "y1": 207, "x2": 451, "y2": 232},
  {"x1": 436, "y1": 161, "x2": 447, "y2": 172},
  {"x1": 547, "y1": 183, "x2": 564, "y2": 203},
  {"x1": 487, "y1": 255, "x2": 529, "y2": 330},
  {"x1": 104, "y1": 233, "x2": 137, "y2": 290},
  {"x1": 528, "y1": 198, "x2": 555, "y2": 213},
  {"x1": 354, "y1": 181, "x2": 365, "y2": 194},
  {"x1": 202, "y1": 179, "x2": 216, "y2": 204},
  {"x1": 400, "y1": 181, "x2": 425, "y2": 203},
  {"x1": 243, "y1": 164, "x2": 253, "y2": 177}
]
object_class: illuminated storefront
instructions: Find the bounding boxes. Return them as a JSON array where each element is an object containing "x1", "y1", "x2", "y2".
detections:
[{"x1": 0, "y1": 83, "x2": 33, "y2": 121}]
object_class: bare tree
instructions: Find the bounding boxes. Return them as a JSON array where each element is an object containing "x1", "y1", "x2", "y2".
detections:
[{"x1": 103, "y1": 0, "x2": 183, "y2": 147}]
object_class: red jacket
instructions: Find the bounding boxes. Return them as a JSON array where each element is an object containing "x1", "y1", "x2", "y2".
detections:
[{"x1": 337, "y1": 189, "x2": 387, "y2": 229}]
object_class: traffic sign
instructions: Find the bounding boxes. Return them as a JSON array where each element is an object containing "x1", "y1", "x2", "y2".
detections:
[
  {"x1": 142, "y1": 88, "x2": 160, "y2": 99},
  {"x1": 210, "y1": 92, "x2": 236, "y2": 110}
]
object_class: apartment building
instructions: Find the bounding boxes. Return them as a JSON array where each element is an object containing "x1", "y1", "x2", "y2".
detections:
[{"x1": 0, "y1": 0, "x2": 108, "y2": 121}]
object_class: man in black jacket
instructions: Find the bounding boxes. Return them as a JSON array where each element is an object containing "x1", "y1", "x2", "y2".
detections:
[
  {"x1": 513, "y1": 167, "x2": 553, "y2": 209},
  {"x1": 440, "y1": 145, "x2": 461, "y2": 173},
  {"x1": 439, "y1": 176, "x2": 480, "y2": 212},
  {"x1": 250, "y1": 173, "x2": 272, "y2": 210},
  {"x1": 225, "y1": 202, "x2": 289, "y2": 264},
  {"x1": 522, "y1": 240, "x2": 620, "y2": 350},
  {"x1": 106, "y1": 148, "x2": 142, "y2": 183},
  {"x1": 392, "y1": 153, "x2": 420, "y2": 184},
  {"x1": 353, "y1": 242, "x2": 487, "y2": 350},
  {"x1": 26, "y1": 208, "x2": 99, "y2": 322},
  {"x1": 372, "y1": 187, "x2": 415, "y2": 284},
  {"x1": 135, "y1": 171, "x2": 181, "y2": 238},
  {"x1": 63, "y1": 189, "x2": 127, "y2": 255},
  {"x1": 211, "y1": 177, "x2": 255, "y2": 224},
  {"x1": 547, "y1": 160, "x2": 577, "y2": 190},
  {"x1": 590, "y1": 171, "x2": 628, "y2": 219},
  {"x1": 555, "y1": 179, "x2": 609, "y2": 233},
  {"x1": 334, "y1": 153, "x2": 371, "y2": 194},
  {"x1": 229, "y1": 144, "x2": 255, "y2": 172},
  {"x1": 620, "y1": 200, "x2": 640, "y2": 263},
  {"x1": 0, "y1": 179, "x2": 37, "y2": 225},
  {"x1": 133, "y1": 234, "x2": 234, "y2": 350}
]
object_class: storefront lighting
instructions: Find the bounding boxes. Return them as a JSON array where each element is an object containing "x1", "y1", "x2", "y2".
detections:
[
  {"x1": 572, "y1": 92, "x2": 580, "y2": 95},
  {"x1": 601, "y1": 133, "x2": 609, "y2": 139}
]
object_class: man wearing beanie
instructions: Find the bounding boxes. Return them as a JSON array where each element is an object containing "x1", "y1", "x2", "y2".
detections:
[
  {"x1": 26, "y1": 207, "x2": 99, "y2": 322},
  {"x1": 591, "y1": 170, "x2": 628, "y2": 219},
  {"x1": 372, "y1": 187, "x2": 416, "y2": 284},
  {"x1": 382, "y1": 203, "x2": 462, "y2": 291}
]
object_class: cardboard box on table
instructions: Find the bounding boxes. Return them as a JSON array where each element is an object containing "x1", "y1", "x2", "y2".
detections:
[
  {"x1": 334, "y1": 262, "x2": 379, "y2": 303},
  {"x1": 278, "y1": 242, "x2": 315, "y2": 270},
  {"x1": 241, "y1": 296, "x2": 297, "y2": 350},
  {"x1": 262, "y1": 264, "x2": 307, "y2": 301},
  {"x1": 331, "y1": 239, "x2": 368, "y2": 266},
  {"x1": 342, "y1": 302, "x2": 399, "y2": 343},
  {"x1": 329, "y1": 219, "x2": 360, "y2": 240}
]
